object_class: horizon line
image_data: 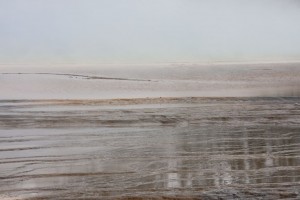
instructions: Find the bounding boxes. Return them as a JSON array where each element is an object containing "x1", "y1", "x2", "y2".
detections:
[{"x1": 1, "y1": 59, "x2": 300, "y2": 66}]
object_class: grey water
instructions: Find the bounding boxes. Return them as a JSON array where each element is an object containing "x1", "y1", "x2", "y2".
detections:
[{"x1": 0, "y1": 97, "x2": 299, "y2": 199}]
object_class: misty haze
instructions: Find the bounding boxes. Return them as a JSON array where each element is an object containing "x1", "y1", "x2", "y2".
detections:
[{"x1": 0, "y1": 0, "x2": 300, "y2": 199}]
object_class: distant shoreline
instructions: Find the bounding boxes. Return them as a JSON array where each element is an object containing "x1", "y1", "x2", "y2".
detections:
[
  {"x1": 1, "y1": 96, "x2": 298, "y2": 106},
  {"x1": 1, "y1": 60, "x2": 300, "y2": 67},
  {"x1": 1, "y1": 63, "x2": 299, "y2": 99}
]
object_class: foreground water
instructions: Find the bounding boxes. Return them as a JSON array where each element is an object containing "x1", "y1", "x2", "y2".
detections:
[{"x1": 0, "y1": 97, "x2": 299, "y2": 199}]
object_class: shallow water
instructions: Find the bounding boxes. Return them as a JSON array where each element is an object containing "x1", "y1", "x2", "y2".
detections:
[
  {"x1": 0, "y1": 97, "x2": 299, "y2": 199},
  {"x1": 1, "y1": 63, "x2": 300, "y2": 99}
]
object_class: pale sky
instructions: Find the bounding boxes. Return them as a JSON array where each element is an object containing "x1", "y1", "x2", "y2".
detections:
[{"x1": 1, "y1": 0, "x2": 300, "y2": 64}]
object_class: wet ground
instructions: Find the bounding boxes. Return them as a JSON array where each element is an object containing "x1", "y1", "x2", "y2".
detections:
[{"x1": 0, "y1": 97, "x2": 299, "y2": 199}]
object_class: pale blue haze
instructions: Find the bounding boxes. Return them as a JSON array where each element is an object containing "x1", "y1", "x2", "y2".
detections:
[{"x1": 0, "y1": 0, "x2": 300, "y2": 64}]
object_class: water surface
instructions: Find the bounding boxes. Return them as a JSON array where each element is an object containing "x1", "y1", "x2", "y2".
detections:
[{"x1": 0, "y1": 97, "x2": 299, "y2": 199}]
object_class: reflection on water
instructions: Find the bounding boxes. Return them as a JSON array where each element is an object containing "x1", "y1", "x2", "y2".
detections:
[{"x1": 0, "y1": 98, "x2": 299, "y2": 199}]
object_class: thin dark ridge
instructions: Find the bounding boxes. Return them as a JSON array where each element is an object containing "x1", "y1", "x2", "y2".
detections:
[
  {"x1": 1, "y1": 97, "x2": 299, "y2": 102},
  {"x1": 1, "y1": 72, "x2": 152, "y2": 82}
]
